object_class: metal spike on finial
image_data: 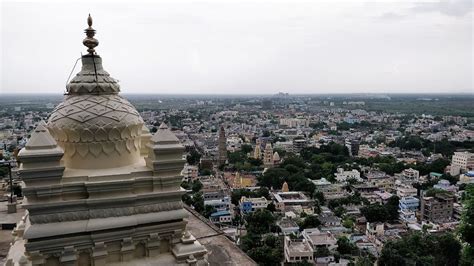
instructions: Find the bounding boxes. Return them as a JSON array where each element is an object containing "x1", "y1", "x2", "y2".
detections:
[
  {"x1": 87, "y1": 13, "x2": 93, "y2": 27},
  {"x1": 83, "y1": 14, "x2": 99, "y2": 55}
]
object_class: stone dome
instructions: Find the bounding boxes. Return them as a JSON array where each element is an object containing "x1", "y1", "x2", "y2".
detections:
[{"x1": 47, "y1": 55, "x2": 144, "y2": 169}]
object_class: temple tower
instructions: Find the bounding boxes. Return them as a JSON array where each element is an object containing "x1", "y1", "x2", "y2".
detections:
[
  {"x1": 8, "y1": 15, "x2": 207, "y2": 266},
  {"x1": 263, "y1": 143, "x2": 274, "y2": 168},
  {"x1": 253, "y1": 141, "x2": 261, "y2": 160},
  {"x1": 217, "y1": 125, "x2": 227, "y2": 166}
]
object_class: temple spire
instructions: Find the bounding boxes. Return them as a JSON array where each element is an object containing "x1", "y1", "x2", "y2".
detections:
[{"x1": 83, "y1": 14, "x2": 99, "y2": 54}]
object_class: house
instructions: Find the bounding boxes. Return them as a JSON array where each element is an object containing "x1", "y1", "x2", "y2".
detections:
[
  {"x1": 335, "y1": 168, "x2": 362, "y2": 183},
  {"x1": 239, "y1": 196, "x2": 269, "y2": 214},
  {"x1": 284, "y1": 237, "x2": 314, "y2": 263},
  {"x1": 278, "y1": 218, "x2": 300, "y2": 235},
  {"x1": 302, "y1": 228, "x2": 338, "y2": 251},
  {"x1": 420, "y1": 194, "x2": 454, "y2": 223},
  {"x1": 402, "y1": 168, "x2": 420, "y2": 180},
  {"x1": 272, "y1": 191, "x2": 313, "y2": 212},
  {"x1": 399, "y1": 196, "x2": 420, "y2": 211},
  {"x1": 204, "y1": 196, "x2": 231, "y2": 212},
  {"x1": 209, "y1": 210, "x2": 232, "y2": 224}
]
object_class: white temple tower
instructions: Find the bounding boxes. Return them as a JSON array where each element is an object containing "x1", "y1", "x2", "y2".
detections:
[{"x1": 7, "y1": 15, "x2": 207, "y2": 266}]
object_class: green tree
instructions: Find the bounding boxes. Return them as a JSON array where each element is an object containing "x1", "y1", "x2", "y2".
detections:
[
  {"x1": 385, "y1": 196, "x2": 400, "y2": 221},
  {"x1": 361, "y1": 204, "x2": 388, "y2": 223},
  {"x1": 245, "y1": 209, "x2": 276, "y2": 234},
  {"x1": 202, "y1": 205, "x2": 216, "y2": 218},
  {"x1": 192, "y1": 192, "x2": 204, "y2": 213},
  {"x1": 299, "y1": 215, "x2": 321, "y2": 230},
  {"x1": 379, "y1": 232, "x2": 461, "y2": 266},
  {"x1": 337, "y1": 236, "x2": 357, "y2": 255},
  {"x1": 191, "y1": 180, "x2": 203, "y2": 193},
  {"x1": 186, "y1": 149, "x2": 201, "y2": 165},
  {"x1": 266, "y1": 202, "x2": 276, "y2": 212},
  {"x1": 241, "y1": 144, "x2": 253, "y2": 154},
  {"x1": 312, "y1": 190, "x2": 326, "y2": 205},
  {"x1": 460, "y1": 184, "x2": 474, "y2": 265}
]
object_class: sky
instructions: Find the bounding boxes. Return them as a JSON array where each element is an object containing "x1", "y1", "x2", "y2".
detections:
[{"x1": 1, "y1": 0, "x2": 473, "y2": 95}]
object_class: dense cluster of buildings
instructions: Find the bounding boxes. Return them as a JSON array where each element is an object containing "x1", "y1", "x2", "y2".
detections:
[{"x1": 1, "y1": 19, "x2": 473, "y2": 266}]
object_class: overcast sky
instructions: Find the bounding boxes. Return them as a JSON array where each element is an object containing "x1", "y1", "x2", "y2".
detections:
[{"x1": 1, "y1": 0, "x2": 473, "y2": 95}]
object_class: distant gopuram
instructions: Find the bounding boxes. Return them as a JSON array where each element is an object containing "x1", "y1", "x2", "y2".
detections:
[{"x1": 217, "y1": 125, "x2": 227, "y2": 166}]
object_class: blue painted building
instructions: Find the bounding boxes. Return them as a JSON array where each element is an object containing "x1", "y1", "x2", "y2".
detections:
[
  {"x1": 239, "y1": 196, "x2": 269, "y2": 214},
  {"x1": 399, "y1": 196, "x2": 420, "y2": 211}
]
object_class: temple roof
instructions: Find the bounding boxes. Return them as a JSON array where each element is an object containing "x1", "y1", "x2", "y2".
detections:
[
  {"x1": 150, "y1": 123, "x2": 180, "y2": 144},
  {"x1": 25, "y1": 121, "x2": 58, "y2": 150}
]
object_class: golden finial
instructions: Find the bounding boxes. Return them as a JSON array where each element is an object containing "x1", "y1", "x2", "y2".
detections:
[{"x1": 83, "y1": 14, "x2": 99, "y2": 55}]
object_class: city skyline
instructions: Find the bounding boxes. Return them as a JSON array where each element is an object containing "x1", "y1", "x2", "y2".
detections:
[{"x1": 1, "y1": 0, "x2": 473, "y2": 95}]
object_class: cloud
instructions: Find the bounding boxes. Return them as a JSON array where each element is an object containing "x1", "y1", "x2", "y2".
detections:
[
  {"x1": 411, "y1": 0, "x2": 473, "y2": 17},
  {"x1": 377, "y1": 12, "x2": 406, "y2": 21}
]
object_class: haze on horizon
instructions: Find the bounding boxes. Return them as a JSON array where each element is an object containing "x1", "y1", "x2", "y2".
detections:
[{"x1": 1, "y1": 0, "x2": 473, "y2": 95}]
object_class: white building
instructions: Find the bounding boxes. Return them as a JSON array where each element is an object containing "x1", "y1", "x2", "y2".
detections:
[
  {"x1": 181, "y1": 163, "x2": 198, "y2": 182},
  {"x1": 334, "y1": 168, "x2": 362, "y2": 182},
  {"x1": 396, "y1": 181, "x2": 418, "y2": 198},
  {"x1": 226, "y1": 136, "x2": 243, "y2": 152},
  {"x1": 279, "y1": 118, "x2": 309, "y2": 128},
  {"x1": 451, "y1": 152, "x2": 474, "y2": 174},
  {"x1": 302, "y1": 228, "x2": 338, "y2": 251},
  {"x1": 402, "y1": 168, "x2": 420, "y2": 180},
  {"x1": 239, "y1": 196, "x2": 270, "y2": 214},
  {"x1": 272, "y1": 191, "x2": 313, "y2": 212},
  {"x1": 204, "y1": 196, "x2": 231, "y2": 212},
  {"x1": 284, "y1": 237, "x2": 314, "y2": 263}
]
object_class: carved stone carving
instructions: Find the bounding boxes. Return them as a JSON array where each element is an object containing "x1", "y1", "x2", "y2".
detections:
[{"x1": 29, "y1": 202, "x2": 183, "y2": 224}]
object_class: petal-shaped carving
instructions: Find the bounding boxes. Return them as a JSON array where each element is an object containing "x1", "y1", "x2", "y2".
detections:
[
  {"x1": 89, "y1": 143, "x2": 102, "y2": 157},
  {"x1": 126, "y1": 139, "x2": 133, "y2": 152},
  {"x1": 109, "y1": 127, "x2": 121, "y2": 141},
  {"x1": 65, "y1": 142, "x2": 76, "y2": 157},
  {"x1": 95, "y1": 127, "x2": 107, "y2": 141},
  {"x1": 121, "y1": 127, "x2": 131, "y2": 139},
  {"x1": 81, "y1": 129, "x2": 94, "y2": 142},
  {"x1": 134, "y1": 138, "x2": 140, "y2": 150},
  {"x1": 115, "y1": 141, "x2": 126, "y2": 154},
  {"x1": 68, "y1": 128, "x2": 81, "y2": 143},
  {"x1": 103, "y1": 142, "x2": 115, "y2": 155},
  {"x1": 76, "y1": 143, "x2": 89, "y2": 157},
  {"x1": 58, "y1": 128, "x2": 68, "y2": 142}
]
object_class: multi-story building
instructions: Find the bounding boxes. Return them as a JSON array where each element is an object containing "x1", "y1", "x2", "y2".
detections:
[
  {"x1": 302, "y1": 228, "x2": 338, "y2": 252},
  {"x1": 292, "y1": 139, "x2": 308, "y2": 153},
  {"x1": 204, "y1": 196, "x2": 231, "y2": 212},
  {"x1": 402, "y1": 168, "x2": 420, "y2": 180},
  {"x1": 181, "y1": 163, "x2": 198, "y2": 182},
  {"x1": 209, "y1": 210, "x2": 232, "y2": 224},
  {"x1": 239, "y1": 196, "x2": 270, "y2": 214},
  {"x1": 451, "y1": 151, "x2": 474, "y2": 174},
  {"x1": 226, "y1": 136, "x2": 243, "y2": 152},
  {"x1": 420, "y1": 194, "x2": 454, "y2": 223},
  {"x1": 279, "y1": 118, "x2": 309, "y2": 128},
  {"x1": 399, "y1": 209, "x2": 417, "y2": 223},
  {"x1": 399, "y1": 196, "x2": 420, "y2": 211},
  {"x1": 396, "y1": 182, "x2": 417, "y2": 198},
  {"x1": 433, "y1": 179, "x2": 457, "y2": 193},
  {"x1": 272, "y1": 191, "x2": 313, "y2": 212},
  {"x1": 458, "y1": 171, "x2": 474, "y2": 184},
  {"x1": 284, "y1": 237, "x2": 314, "y2": 263},
  {"x1": 334, "y1": 168, "x2": 362, "y2": 183},
  {"x1": 345, "y1": 139, "x2": 360, "y2": 157},
  {"x1": 278, "y1": 218, "x2": 300, "y2": 235}
]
